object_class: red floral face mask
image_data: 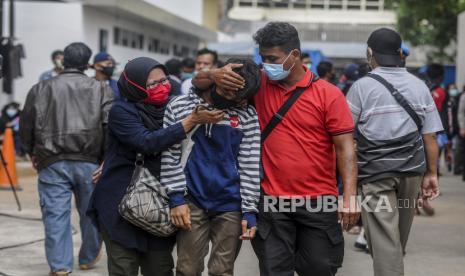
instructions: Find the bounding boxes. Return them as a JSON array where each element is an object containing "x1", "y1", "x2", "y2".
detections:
[{"x1": 123, "y1": 71, "x2": 171, "y2": 105}]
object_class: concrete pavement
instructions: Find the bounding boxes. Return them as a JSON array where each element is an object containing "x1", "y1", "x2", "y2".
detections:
[{"x1": 1, "y1": 162, "x2": 464, "y2": 275}]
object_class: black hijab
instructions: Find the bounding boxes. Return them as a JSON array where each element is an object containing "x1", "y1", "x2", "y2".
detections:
[{"x1": 118, "y1": 57, "x2": 169, "y2": 130}]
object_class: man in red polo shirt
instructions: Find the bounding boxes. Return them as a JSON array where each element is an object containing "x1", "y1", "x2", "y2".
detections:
[{"x1": 193, "y1": 22, "x2": 359, "y2": 276}]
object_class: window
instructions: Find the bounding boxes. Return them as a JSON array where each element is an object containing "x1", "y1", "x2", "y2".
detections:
[
  {"x1": 160, "y1": 41, "x2": 170, "y2": 55},
  {"x1": 114, "y1": 27, "x2": 145, "y2": 50},
  {"x1": 99, "y1": 29, "x2": 108, "y2": 52},
  {"x1": 113, "y1": 27, "x2": 120, "y2": 45},
  {"x1": 173, "y1": 44, "x2": 179, "y2": 56},
  {"x1": 173, "y1": 44, "x2": 185, "y2": 57},
  {"x1": 181, "y1": 46, "x2": 189, "y2": 57},
  {"x1": 148, "y1": 38, "x2": 160, "y2": 53}
]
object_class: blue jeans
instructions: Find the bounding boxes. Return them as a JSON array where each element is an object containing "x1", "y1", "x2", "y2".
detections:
[{"x1": 38, "y1": 160, "x2": 102, "y2": 272}]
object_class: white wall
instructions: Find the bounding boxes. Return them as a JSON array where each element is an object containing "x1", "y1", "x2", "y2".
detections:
[
  {"x1": 6, "y1": 2, "x2": 202, "y2": 106},
  {"x1": 82, "y1": 6, "x2": 199, "y2": 70},
  {"x1": 457, "y1": 11, "x2": 465, "y2": 89},
  {"x1": 143, "y1": 0, "x2": 203, "y2": 25},
  {"x1": 83, "y1": 7, "x2": 171, "y2": 66},
  {"x1": 6, "y1": 1, "x2": 84, "y2": 106}
]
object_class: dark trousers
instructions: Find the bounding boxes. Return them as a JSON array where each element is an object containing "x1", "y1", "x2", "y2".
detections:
[
  {"x1": 101, "y1": 226, "x2": 174, "y2": 276},
  {"x1": 251, "y1": 197, "x2": 344, "y2": 276}
]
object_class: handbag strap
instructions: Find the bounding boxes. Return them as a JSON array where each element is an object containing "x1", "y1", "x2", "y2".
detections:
[
  {"x1": 366, "y1": 73, "x2": 423, "y2": 131},
  {"x1": 261, "y1": 75, "x2": 319, "y2": 142}
]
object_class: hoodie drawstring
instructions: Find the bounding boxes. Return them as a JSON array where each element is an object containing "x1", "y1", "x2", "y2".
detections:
[{"x1": 204, "y1": 123, "x2": 213, "y2": 138}]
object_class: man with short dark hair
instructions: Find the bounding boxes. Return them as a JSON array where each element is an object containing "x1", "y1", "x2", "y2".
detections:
[
  {"x1": 181, "y1": 48, "x2": 218, "y2": 94},
  {"x1": 39, "y1": 50, "x2": 64, "y2": 81},
  {"x1": 193, "y1": 21, "x2": 359, "y2": 276},
  {"x1": 165, "y1": 58, "x2": 183, "y2": 96},
  {"x1": 346, "y1": 28, "x2": 442, "y2": 275},
  {"x1": 317, "y1": 61, "x2": 336, "y2": 83},
  {"x1": 161, "y1": 58, "x2": 261, "y2": 276},
  {"x1": 181, "y1": 57, "x2": 196, "y2": 81},
  {"x1": 301, "y1": 52, "x2": 312, "y2": 70},
  {"x1": 20, "y1": 42, "x2": 114, "y2": 276}
]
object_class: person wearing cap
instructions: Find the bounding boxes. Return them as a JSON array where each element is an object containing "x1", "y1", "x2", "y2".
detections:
[
  {"x1": 39, "y1": 50, "x2": 64, "y2": 81},
  {"x1": 346, "y1": 28, "x2": 443, "y2": 275},
  {"x1": 400, "y1": 43, "x2": 410, "y2": 67},
  {"x1": 93, "y1": 52, "x2": 120, "y2": 100}
]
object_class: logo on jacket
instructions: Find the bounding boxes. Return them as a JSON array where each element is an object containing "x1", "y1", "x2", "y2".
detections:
[{"x1": 230, "y1": 115, "x2": 240, "y2": 128}]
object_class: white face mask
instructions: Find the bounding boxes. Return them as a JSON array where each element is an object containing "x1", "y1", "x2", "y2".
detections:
[
  {"x1": 6, "y1": 108, "x2": 18, "y2": 117},
  {"x1": 449, "y1": 88, "x2": 459, "y2": 97},
  {"x1": 54, "y1": 59, "x2": 64, "y2": 70}
]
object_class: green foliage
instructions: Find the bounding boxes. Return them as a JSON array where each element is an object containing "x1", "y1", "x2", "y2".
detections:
[{"x1": 386, "y1": 0, "x2": 465, "y2": 62}]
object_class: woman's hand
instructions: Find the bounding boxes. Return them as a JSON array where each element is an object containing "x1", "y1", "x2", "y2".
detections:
[
  {"x1": 181, "y1": 106, "x2": 224, "y2": 133},
  {"x1": 92, "y1": 162, "x2": 104, "y2": 185}
]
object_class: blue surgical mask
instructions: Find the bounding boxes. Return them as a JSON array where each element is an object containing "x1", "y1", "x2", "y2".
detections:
[
  {"x1": 6, "y1": 108, "x2": 18, "y2": 118},
  {"x1": 181, "y1": 72, "x2": 195, "y2": 81},
  {"x1": 263, "y1": 52, "x2": 295, "y2": 81},
  {"x1": 449, "y1": 89, "x2": 459, "y2": 97}
]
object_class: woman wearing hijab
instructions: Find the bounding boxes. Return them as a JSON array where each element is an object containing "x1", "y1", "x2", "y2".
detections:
[{"x1": 88, "y1": 57, "x2": 223, "y2": 275}]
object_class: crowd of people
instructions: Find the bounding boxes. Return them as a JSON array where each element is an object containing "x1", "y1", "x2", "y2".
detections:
[{"x1": 0, "y1": 20, "x2": 458, "y2": 276}]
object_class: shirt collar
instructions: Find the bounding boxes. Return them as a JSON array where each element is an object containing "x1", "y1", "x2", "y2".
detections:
[
  {"x1": 188, "y1": 89, "x2": 207, "y2": 105},
  {"x1": 373, "y1": 66, "x2": 407, "y2": 73},
  {"x1": 268, "y1": 65, "x2": 314, "y2": 93}
]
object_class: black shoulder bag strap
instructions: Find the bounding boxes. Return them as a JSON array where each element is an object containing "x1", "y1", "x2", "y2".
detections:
[
  {"x1": 366, "y1": 73, "x2": 423, "y2": 132},
  {"x1": 261, "y1": 75, "x2": 319, "y2": 142}
]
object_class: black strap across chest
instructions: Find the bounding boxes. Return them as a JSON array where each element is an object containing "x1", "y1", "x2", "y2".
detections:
[{"x1": 261, "y1": 75, "x2": 319, "y2": 143}]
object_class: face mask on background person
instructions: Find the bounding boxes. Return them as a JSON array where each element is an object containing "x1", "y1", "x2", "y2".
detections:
[
  {"x1": 306, "y1": 63, "x2": 312, "y2": 70},
  {"x1": 54, "y1": 59, "x2": 64, "y2": 70},
  {"x1": 6, "y1": 107, "x2": 18, "y2": 118},
  {"x1": 448, "y1": 88, "x2": 459, "y2": 97},
  {"x1": 263, "y1": 51, "x2": 296, "y2": 81},
  {"x1": 101, "y1": 66, "x2": 115, "y2": 78},
  {"x1": 181, "y1": 71, "x2": 196, "y2": 81}
]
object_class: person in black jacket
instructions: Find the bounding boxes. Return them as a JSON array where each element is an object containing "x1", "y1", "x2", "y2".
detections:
[
  {"x1": 87, "y1": 57, "x2": 223, "y2": 276},
  {"x1": 20, "y1": 42, "x2": 114, "y2": 276}
]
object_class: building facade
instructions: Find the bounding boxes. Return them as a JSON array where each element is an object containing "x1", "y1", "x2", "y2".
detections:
[
  {"x1": 3, "y1": 0, "x2": 216, "y2": 105},
  {"x1": 212, "y1": 0, "x2": 429, "y2": 68}
]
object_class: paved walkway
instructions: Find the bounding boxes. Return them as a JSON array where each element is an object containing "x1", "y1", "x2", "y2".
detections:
[{"x1": 1, "y1": 162, "x2": 464, "y2": 275}]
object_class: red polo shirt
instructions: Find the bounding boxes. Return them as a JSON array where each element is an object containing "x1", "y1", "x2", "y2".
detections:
[{"x1": 254, "y1": 67, "x2": 354, "y2": 197}]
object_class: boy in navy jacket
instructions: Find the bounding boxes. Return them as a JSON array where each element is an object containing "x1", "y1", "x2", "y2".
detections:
[{"x1": 161, "y1": 59, "x2": 261, "y2": 276}]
